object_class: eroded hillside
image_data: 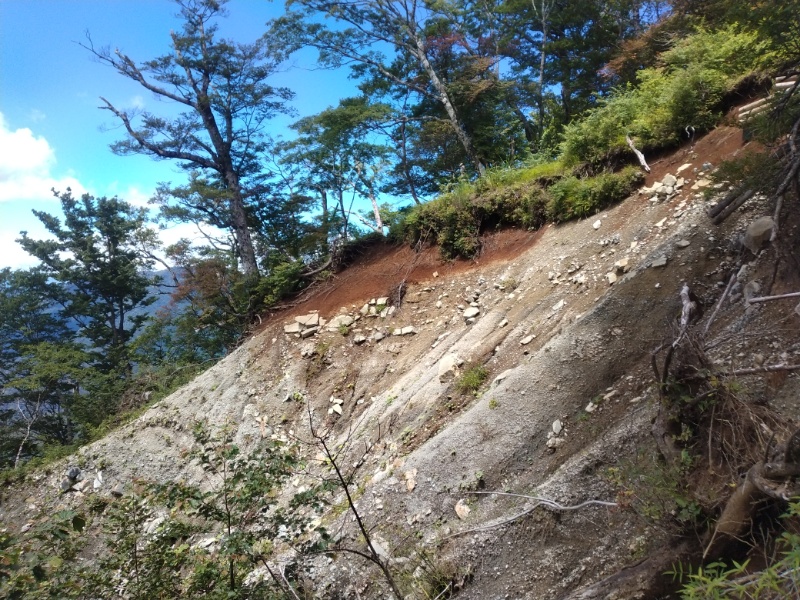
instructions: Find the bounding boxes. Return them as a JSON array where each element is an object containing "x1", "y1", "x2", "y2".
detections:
[{"x1": 3, "y1": 126, "x2": 800, "y2": 599}]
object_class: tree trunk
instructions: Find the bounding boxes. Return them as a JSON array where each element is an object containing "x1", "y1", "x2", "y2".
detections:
[
  {"x1": 411, "y1": 37, "x2": 486, "y2": 176},
  {"x1": 398, "y1": 117, "x2": 421, "y2": 204},
  {"x1": 223, "y1": 170, "x2": 260, "y2": 278}
]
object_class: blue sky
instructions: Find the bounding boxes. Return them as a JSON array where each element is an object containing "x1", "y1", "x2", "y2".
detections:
[{"x1": 0, "y1": 0, "x2": 359, "y2": 269}]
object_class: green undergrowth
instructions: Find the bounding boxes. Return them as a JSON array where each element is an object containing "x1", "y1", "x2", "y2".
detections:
[
  {"x1": 399, "y1": 24, "x2": 774, "y2": 260},
  {"x1": 401, "y1": 163, "x2": 642, "y2": 258},
  {"x1": 561, "y1": 25, "x2": 771, "y2": 168}
]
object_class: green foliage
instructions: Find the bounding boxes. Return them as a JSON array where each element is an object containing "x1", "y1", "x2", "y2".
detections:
[
  {"x1": 561, "y1": 26, "x2": 769, "y2": 167},
  {"x1": 456, "y1": 365, "x2": 488, "y2": 395},
  {"x1": 0, "y1": 510, "x2": 88, "y2": 599},
  {"x1": 675, "y1": 500, "x2": 800, "y2": 599},
  {"x1": 710, "y1": 151, "x2": 783, "y2": 196},
  {"x1": 546, "y1": 167, "x2": 644, "y2": 222},
  {"x1": 605, "y1": 449, "x2": 703, "y2": 527},
  {"x1": 402, "y1": 161, "x2": 639, "y2": 258},
  {"x1": 1, "y1": 420, "x2": 329, "y2": 599},
  {"x1": 17, "y1": 189, "x2": 158, "y2": 368}
]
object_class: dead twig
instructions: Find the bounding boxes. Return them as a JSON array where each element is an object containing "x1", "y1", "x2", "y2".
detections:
[
  {"x1": 746, "y1": 291, "x2": 800, "y2": 304},
  {"x1": 716, "y1": 363, "x2": 800, "y2": 377},
  {"x1": 703, "y1": 272, "x2": 737, "y2": 338}
]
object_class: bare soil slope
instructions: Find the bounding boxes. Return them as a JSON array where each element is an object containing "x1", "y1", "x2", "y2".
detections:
[{"x1": 3, "y1": 125, "x2": 800, "y2": 599}]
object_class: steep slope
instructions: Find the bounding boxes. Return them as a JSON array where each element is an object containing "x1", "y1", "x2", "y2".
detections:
[{"x1": 3, "y1": 125, "x2": 799, "y2": 599}]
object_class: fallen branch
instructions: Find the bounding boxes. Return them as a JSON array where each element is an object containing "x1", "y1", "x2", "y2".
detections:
[
  {"x1": 703, "y1": 272, "x2": 737, "y2": 338},
  {"x1": 708, "y1": 188, "x2": 753, "y2": 219},
  {"x1": 746, "y1": 291, "x2": 800, "y2": 304},
  {"x1": 626, "y1": 135, "x2": 651, "y2": 172},
  {"x1": 716, "y1": 363, "x2": 800, "y2": 377},
  {"x1": 462, "y1": 490, "x2": 618, "y2": 511},
  {"x1": 712, "y1": 189, "x2": 755, "y2": 225}
]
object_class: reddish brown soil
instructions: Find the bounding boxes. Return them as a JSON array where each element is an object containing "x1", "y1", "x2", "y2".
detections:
[
  {"x1": 268, "y1": 228, "x2": 541, "y2": 321},
  {"x1": 264, "y1": 124, "x2": 752, "y2": 326}
]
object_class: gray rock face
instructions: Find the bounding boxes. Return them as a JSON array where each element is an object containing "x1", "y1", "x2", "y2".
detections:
[{"x1": 743, "y1": 216, "x2": 774, "y2": 254}]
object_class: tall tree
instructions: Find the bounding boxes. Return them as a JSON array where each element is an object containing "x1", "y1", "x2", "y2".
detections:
[
  {"x1": 275, "y1": 0, "x2": 488, "y2": 176},
  {"x1": 17, "y1": 189, "x2": 157, "y2": 373},
  {"x1": 83, "y1": 0, "x2": 294, "y2": 277},
  {"x1": 0, "y1": 268, "x2": 78, "y2": 467},
  {"x1": 279, "y1": 97, "x2": 393, "y2": 241}
]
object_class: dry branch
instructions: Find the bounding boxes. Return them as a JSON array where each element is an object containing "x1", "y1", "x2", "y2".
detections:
[
  {"x1": 626, "y1": 135, "x2": 651, "y2": 172},
  {"x1": 746, "y1": 291, "x2": 800, "y2": 304},
  {"x1": 442, "y1": 491, "x2": 617, "y2": 539},
  {"x1": 716, "y1": 363, "x2": 800, "y2": 377}
]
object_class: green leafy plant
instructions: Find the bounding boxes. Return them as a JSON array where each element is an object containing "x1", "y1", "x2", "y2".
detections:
[
  {"x1": 674, "y1": 501, "x2": 800, "y2": 599},
  {"x1": 456, "y1": 365, "x2": 488, "y2": 395}
]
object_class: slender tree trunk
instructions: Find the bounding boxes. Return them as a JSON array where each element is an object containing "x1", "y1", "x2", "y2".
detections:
[
  {"x1": 398, "y1": 117, "x2": 421, "y2": 204},
  {"x1": 532, "y1": 0, "x2": 553, "y2": 143},
  {"x1": 411, "y1": 37, "x2": 486, "y2": 176}
]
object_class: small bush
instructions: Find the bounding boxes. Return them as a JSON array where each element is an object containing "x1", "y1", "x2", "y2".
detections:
[
  {"x1": 457, "y1": 365, "x2": 488, "y2": 395},
  {"x1": 546, "y1": 167, "x2": 644, "y2": 222}
]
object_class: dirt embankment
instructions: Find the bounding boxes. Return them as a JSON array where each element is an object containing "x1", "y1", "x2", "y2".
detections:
[{"x1": 2, "y1": 125, "x2": 800, "y2": 599}]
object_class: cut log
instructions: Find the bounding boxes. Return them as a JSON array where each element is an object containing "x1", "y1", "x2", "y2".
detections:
[
  {"x1": 712, "y1": 189, "x2": 754, "y2": 225},
  {"x1": 704, "y1": 429, "x2": 800, "y2": 560}
]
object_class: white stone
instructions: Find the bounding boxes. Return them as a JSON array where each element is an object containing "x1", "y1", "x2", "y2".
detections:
[
  {"x1": 552, "y1": 419, "x2": 563, "y2": 435},
  {"x1": 520, "y1": 335, "x2": 535, "y2": 345},
  {"x1": 463, "y1": 307, "x2": 480, "y2": 319},
  {"x1": 295, "y1": 313, "x2": 319, "y2": 327},
  {"x1": 593, "y1": 219, "x2": 602, "y2": 230}
]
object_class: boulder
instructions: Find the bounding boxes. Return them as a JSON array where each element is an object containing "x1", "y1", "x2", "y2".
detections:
[
  {"x1": 295, "y1": 313, "x2": 320, "y2": 327},
  {"x1": 283, "y1": 322, "x2": 301, "y2": 334},
  {"x1": 327, "y1": 314, "x2": 354, "y2": 330},
  {"x1": 438, "y1": 354, "x2": 464, "y2": 382},
  {"x1": 743, "y1": 216, "x2": 774, "y2": 254}
]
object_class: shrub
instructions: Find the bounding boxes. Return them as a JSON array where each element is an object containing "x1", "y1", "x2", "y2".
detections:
[
  {"x1": 457, "y1": 365, "x2": 488, "y2": 395},
  {"x1": 546, "y1": 167, "x2": 644, "y2": 222},
  {"x1": 561, "y1": 26, "x2": 769, "y2": 168}
]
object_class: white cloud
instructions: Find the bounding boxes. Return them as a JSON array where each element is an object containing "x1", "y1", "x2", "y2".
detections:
[
  {"x1": 0, "y1": 112, "x2": 87, "y2": 202},
  {"x1": 127, "y1": 95, "x2": 146, "y2": 111},
  {"x1": 103, "y1": 182, "x2": 153, "y2": 208}
]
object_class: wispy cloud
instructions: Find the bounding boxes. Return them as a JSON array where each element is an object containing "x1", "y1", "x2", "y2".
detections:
[{"x1": 28, "y1": 109, "x2": 46, "y2": 123}]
